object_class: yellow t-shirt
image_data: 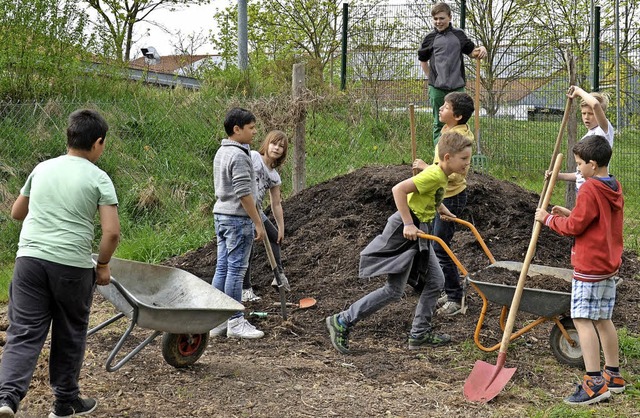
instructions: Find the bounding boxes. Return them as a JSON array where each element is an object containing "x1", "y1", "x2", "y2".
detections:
[
  {"x1": 408, "y1": 163, "x2": 448, "y2": 223},
  {"x1": 433, "y1": 123, "x2": 474, "y2": 198}
]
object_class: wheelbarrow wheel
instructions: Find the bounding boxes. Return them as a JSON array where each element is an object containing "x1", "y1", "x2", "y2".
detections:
[
  {"x1": 549, "y1": 317, "x2": 583, "y2": 368},
  {"x1": 161, "y1": 332, "x2": 208, "y2": 368}
]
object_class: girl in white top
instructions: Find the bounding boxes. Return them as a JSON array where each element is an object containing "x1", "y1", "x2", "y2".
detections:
[
  {"x1": 554, "y1": 86, "x2": 614, "y2": 192},
  {"x1": 242, "y1": 130, "x2": 289, "y2": 302}
]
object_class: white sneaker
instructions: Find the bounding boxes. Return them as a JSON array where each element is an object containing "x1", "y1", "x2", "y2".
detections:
[
  {"x1": 436, "y1": 292, "x2": 448, "y2": 308},
  {"x1": 436, "y1": 301, "x2": 463, "y2": 316},
  {"x1": 241, "y1": 288, "x2": 261, "y2": 302},
  {"x1": 209, "y1": 320, "x2": 228, "y2": 337},
  {"x1": 227, "y1": 317, "x2": 264, "y2": 339}
]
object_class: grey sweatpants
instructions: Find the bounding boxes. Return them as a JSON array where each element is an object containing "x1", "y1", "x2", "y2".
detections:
[
  {"x1": 0, "y1": 257, "x2": 95, "y2": 410},
  {"x1": 339, "y1": 245, "x2": 444, "y2": 336}
]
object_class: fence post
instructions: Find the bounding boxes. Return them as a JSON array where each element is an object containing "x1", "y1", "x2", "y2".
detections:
[
  {"x1": 292, "y1": 63, "x2": 306, "y2": 194},
  {"x1": 340, "y1": 2, "x2": 348, "y2": 91}
]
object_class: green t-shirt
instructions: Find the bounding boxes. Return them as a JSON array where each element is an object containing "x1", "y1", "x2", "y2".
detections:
[
  {"x1": 408, "y1": 163, "x2": 448, "y2": 223},
  {"x1": 17, "y1": 155, "x2": 118, "y2": 268}
]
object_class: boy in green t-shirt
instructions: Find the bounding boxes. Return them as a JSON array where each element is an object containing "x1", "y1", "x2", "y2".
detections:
[
  {"x1": 411, "y1": 91, "x2": 475, "y2": 316},
  {"x1": 0, "y1": 109, "x2": 120, "y2": 418},
  {"x1": 325, "y1": 132, "x2": 473, "y2": 354}
]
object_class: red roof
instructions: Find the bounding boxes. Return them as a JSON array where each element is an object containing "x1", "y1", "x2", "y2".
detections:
[{"x1": 128, "y1": 54, "x2": 215, "y2": 74}]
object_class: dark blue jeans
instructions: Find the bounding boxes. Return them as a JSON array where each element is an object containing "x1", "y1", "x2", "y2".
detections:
[
  {"x1": 0, "y1": 257, "x2": 95, "y2": 411},
  {"x1": 433, "y1": 190, "x2": 467, "y2": 303},
  {"x1": 213, "y1": 214, "x2": 254, "y2": 319}
]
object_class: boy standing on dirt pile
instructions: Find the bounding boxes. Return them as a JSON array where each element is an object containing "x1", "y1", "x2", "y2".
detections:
[
  {"x1": 411, "y1": 91, "x2": 475, "y2": 316},
  {"x1": 535, "y1": 135, "x2": 626, "y2": 405},
  {"x1": 553, "y1": 86, "x2": 614, "y2": 193},
  {"x1": 0, "y1": 109, "x2": 120, "y2": 418},
  {"x1": 418, "y1": 1, "x2": 486, "y2": 145},
  {"x1": 326, "y1": 132, "x2": 473, "y2": 354},
  {"x1": 209, "y1": 107, "x2": 266, "y2": 339}
]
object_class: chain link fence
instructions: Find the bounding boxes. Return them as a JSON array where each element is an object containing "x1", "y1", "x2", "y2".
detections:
[{"x1": 340, "y1": 2, "x2": 640, "y2": 247}]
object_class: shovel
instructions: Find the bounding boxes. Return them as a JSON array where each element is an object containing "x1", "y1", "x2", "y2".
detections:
[
  {"x1": 471, "y1": 58, "x2": 487, "y2": 171},
  {"x1": 272, "y1": 297, "x2": 317, "y2": 309},
  {"x1": 256, "y1": 214, "x2": 288, "y2": 320},
  {"x1": 463, "y1": 152, "x2": 564, "y2": 402}
]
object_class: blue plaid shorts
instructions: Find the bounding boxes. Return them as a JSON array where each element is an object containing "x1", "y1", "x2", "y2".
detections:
[{"x1": 571, "y1": 278, "x2": 616, "y2": 320}]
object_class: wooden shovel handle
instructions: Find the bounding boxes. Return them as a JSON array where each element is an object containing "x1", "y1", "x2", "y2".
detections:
[
  {"x1": 498, "y1": 153, "x2": 564, "y2": 354},
  {"x1": 474, "y1": 58, "x2": 481, "y2": 154},
  {"x1": 410, "y1": 104, "x2": 418, "y2": 175},
  {"x1": 538, "y1": 97, "x2": 572, "y2": 207}
]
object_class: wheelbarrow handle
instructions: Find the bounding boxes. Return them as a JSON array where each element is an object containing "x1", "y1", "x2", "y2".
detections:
[
  {"x1": 416, "y1": 232, "x2": 467, "y2": 276},
  {"x1": 439, "y1": 216, "x2": 496, "y2": 264}
]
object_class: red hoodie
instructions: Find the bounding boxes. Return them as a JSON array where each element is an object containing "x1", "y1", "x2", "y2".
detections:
[{"x1": 543, "y1": 176, "x2": 624, "y2": 282}]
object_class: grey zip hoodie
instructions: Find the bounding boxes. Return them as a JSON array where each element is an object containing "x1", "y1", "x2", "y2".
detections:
[{"x1": 213, "y1": 139, "x2": 256, "y2": 216}]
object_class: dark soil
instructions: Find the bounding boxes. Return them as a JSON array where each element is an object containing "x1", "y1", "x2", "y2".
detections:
[{"x1": 3, "y1": 165, "x2": 640, "y2": 417}]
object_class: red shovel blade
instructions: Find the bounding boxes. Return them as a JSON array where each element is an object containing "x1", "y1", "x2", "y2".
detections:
[{"x1": 463, "y1": 353, "x2": 516, "y2": 402}]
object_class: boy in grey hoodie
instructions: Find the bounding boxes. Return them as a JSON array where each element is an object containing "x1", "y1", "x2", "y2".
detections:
[{"x1": 210, "y1": 107, "x2": 266, "y2": 339}]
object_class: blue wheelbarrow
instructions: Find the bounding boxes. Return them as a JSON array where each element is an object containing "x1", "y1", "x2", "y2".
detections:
[{"x1": 87, "y1": 255, "x2": 244, "y2": 372}]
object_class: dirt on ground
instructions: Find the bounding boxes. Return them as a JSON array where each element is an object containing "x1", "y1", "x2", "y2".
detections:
[{"x1": 2, "y1": 165, "x2": 639, "y2": 417}]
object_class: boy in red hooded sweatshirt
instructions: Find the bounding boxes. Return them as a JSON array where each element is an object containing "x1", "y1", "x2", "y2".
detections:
[{"x1": 535, "y1": 135, "x2": 626, "y2": 405}]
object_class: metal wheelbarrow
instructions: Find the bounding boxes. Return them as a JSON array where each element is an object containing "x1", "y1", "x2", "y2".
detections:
[
  {"x1": 441, "y1": 216, "x2": 584, "y2": 367},
  {"x1": 88, "y1": 255, "x2": 244, "y2": 372}
]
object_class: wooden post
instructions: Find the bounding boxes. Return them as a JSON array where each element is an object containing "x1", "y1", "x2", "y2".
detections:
[
  {"x1": 565, "y1": 51, "x2": 577, "y2": 209},
  {"x1": 292, "y1": 63, "x2": 306, "y2": 194}
]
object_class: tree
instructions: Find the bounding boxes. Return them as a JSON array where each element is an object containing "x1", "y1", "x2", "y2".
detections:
[
  {"x1": 83, "y1": 0, "x2": 210, "y2": 62},
  {"x1": 170, "y1": 30, "x2": 213, "y2": 77},
  {"x1": 0, "y1": 0, "x2": 92, "y2": 100},
  {"x1": 212, "y1": 0, "x2": 384, "y2": 84},
  {"x1": 462, "y1": 0, "x2": 547, "y2": 117}
]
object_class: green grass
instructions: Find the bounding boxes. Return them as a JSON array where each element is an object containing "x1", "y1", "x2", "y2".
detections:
[{"x1": 2, "y1": 86, "x2": 640, "y2": 302}]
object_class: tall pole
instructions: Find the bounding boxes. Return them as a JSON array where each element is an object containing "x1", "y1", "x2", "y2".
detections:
[
  {"x1": 238, "y1": 0, "x2": 248, "y2": 70},
  {"x1": 340, "y1": 2, "x2": 348, "y2": 91}
]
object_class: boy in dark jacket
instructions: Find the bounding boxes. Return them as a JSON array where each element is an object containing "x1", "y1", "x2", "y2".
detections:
[
  {"x1": 417, "y1": 2, "x2": 486, "y2": 144},
  {"x1": 535, "y1": 135, "x2": 626, "y2": 405}
]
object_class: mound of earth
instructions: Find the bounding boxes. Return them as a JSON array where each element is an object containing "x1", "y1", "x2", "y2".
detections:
[{"x1": 166, "y1": 164, "x2": 640, "y2": 335}]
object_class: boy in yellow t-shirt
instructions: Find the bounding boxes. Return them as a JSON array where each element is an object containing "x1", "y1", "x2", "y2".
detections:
[
  {"x1": 412, "y1": 91, "x2": 475, "y2": 316},
  {"x1": 325, "y1": 132, "x2": 473, "y2": 354}
]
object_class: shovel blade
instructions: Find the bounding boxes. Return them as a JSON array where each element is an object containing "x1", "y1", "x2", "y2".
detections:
[
  {"x1": 463, "y1": 359, "x2": 516, "y2": 403},
  {"x1": 298, "y1": 297, "x2": 317, "y2": 309}
]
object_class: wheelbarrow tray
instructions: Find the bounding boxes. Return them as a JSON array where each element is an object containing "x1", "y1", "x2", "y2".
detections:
[
  {"x1": 468, "y1": 276, "x2": 571, "y2": 318},
  {"x1": 94, "y1": 256, "x2": 244, "y2": 334}
]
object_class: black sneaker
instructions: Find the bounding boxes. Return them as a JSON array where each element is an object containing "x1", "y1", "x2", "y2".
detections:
[
  {"x1": 0, "y1": 401, "x2": 15, "y2": 418},
  {"x1": 408, "y1": 331, "x2": 451, "y2": 350},
  {"x1": 49, "y1": 397, "x2": 97, "y2": 418},
  {"x1": 603, "y1": 370, "x2": 626, "y2": 394},
  {"x1": 563, "y1": 375, "x2": 611, "y2": 405},
  {"x1": 325, "y1": 314, "x2": 351, "y2": 354}
]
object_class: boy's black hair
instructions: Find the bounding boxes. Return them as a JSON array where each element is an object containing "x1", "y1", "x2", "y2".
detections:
[
  {"x1": 572, "y1": 135, "x2": 612, "y2": 168},
  {"x1": 67, "y1": 109, "x2": 109, "y2": 151},
  {"x1": 444, "y1": 92, "x2": 474, "y2": 125},
  {"x1": 224, "y1": 107, "x2": 256, "y2": 136}
]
